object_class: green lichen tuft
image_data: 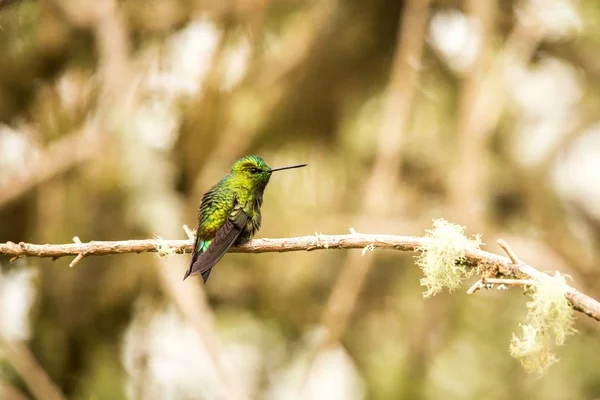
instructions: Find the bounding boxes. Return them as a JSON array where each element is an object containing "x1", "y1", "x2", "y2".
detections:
[
  {"x1": 417, "y1": 219, "x2": 482, "y2": 298},
  {"x1": 509, "y1": 272, "x2": 576, "y2": 374}
]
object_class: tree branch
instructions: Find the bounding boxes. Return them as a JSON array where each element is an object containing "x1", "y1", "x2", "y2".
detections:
[
  {"x1": 1, "y1": 233, "x2": 599, "y2": 323},
  {"x1": 0, "y1": 234, "x2": 423, "y2": 258}
]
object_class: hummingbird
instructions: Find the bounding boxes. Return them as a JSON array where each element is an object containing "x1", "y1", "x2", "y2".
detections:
[{"x1": 183, "y1": 155, "x2": 307, "y2": 282}]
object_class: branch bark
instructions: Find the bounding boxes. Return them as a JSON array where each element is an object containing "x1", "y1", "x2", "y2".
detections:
[
  {"x1": 2, "y1": 233, "x2": 599, "y2": 323},
  {"x1": 0, "y1": 234, "x2": 422, "y2": 258}
]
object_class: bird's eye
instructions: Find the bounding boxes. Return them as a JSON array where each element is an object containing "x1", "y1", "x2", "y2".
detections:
[{"x1": 250, "y1": 167, "x2": 259, "y2": 174}]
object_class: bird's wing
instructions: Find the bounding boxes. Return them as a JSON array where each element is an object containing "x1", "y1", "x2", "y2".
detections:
[
  {"x1": 184, "y1": 225, "x2": 209, "y2": 280},
  {"x1": 184, "y1": 200, "x2": 248, "y2": 282}
]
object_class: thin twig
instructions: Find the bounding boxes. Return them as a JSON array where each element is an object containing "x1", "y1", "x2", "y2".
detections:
[
  {"x1": 467, "y1": 279, "x2": 484, "y2": 294},
  {"x1": 494, "y1": 239, "x2": 600, "y2": 322},
  {"x1": 1, "y1": 234, "x2": 599, "y2": 322},
  {"x1": 69, "y1": 236, "x2": 84, "y2": 267},
  {"x1": 497, "y1": 239, "x2": 523, "y2": 264},
  {"x1": 467, "y1": 277, "x2": 537, "y2": 294},
  {"x1": 182, "y1": 225, "x2": 195, "y2": 241},
  {"x1": 483, "y1": 278, "x2": 537, "y2": 286}
]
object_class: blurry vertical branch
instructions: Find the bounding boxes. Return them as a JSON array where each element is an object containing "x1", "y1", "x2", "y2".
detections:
[
  {"x1": 190, "y1": 0, "x2": 340, "y2": 194},
  {"x1": 448, "y1": 0, "x2": 496, "y2": 227},
  {"x1": 320, "y1": 0, "x2": 432, "y2": 348},
  {"x1": 34, "y1": 0, "x2": 236, "y2": 397},
  {"x1": 502, "y1": 1, "x2": 596, "y2": 286},
  {"x1": 0, "y1": 379, "x2": 28, "y2": 400},
  {"x1": 0, "y1": 0, "x2": 134, "y2": 209},
  {"x1": 0, "y1": 0, "x2": 19, "y2": 9},
  {"x1": 67, "y1": 0, "x2": 239, "y2": 396},
  {"x1": 1, "y1": 338, "x2": 66, "y2": 400},
  {"x1": 448, "y1": 0, "x2": 547, "y2": 227},
  {"x1": 0, "y1": 129, "x2": 101, "y2": 208}
]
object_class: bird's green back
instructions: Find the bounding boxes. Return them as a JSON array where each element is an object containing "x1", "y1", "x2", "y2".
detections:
[{"x1": 196, "y1": 155, "x2": 272, "y2": 241}]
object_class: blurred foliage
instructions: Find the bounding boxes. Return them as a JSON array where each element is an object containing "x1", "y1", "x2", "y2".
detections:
[{"x1": 1, "y1": 0, "x2": 600, "y2": 399}]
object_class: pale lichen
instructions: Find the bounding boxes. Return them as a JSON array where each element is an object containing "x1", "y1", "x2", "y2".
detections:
[
  {"x1": 312, "y1": 232, "x2": 328, "y2": 249},
  {"x1": 361, "y1": 243, "x2": 374, "y2": 255},
  {"x1": 153, "y1": 235, "x2": 176, "y2": 258},
  {"x1": 509, "y1": 272, "x2": 575, "y2": 374},
  {"x1": 417, "y1": 219, "x2": 482, "y2": 298},
  {"x1": 510, "y1": 324, "x2": 557, "y2": 373}
]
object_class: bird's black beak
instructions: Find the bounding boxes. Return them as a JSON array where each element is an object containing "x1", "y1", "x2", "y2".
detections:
[{"x1": 270, "y1": 163, "x2": 307, "y2": 172}]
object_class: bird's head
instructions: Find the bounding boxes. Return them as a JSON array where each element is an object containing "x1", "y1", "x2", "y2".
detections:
[{"x1": 230, "y1": 155, "x2": 306, "y2": 191}]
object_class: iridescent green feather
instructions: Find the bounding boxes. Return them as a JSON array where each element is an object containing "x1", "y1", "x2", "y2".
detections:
[{"x1": 196, "y1": 239, "x2": 211, "y2": 253}]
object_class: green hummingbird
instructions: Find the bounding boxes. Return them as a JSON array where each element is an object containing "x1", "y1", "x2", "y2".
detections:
[{"x1": 183, "y1": 155, "x2": 307, "y2": 282}]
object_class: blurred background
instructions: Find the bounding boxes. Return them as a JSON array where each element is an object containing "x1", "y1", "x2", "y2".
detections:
[{"x1": 1, "y1": 0, "x2": 600, "y2": 398}]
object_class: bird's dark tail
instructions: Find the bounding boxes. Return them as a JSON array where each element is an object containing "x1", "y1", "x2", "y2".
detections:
[
  {"x1": 182, "y1": 258, "x2": 212, "y2": 282},
  {"x1": 182, "y1": 265, "x2": 193, "y2": 281},
  {"x1": 201, "y1": 269, "x2": 212, "y2": 282},
  {"x1": 183, "y1": 232, "x2": 208, "y2": 282},
  {"x1": 183, "y1": 215, "x2": 245, "y2": 283}
]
